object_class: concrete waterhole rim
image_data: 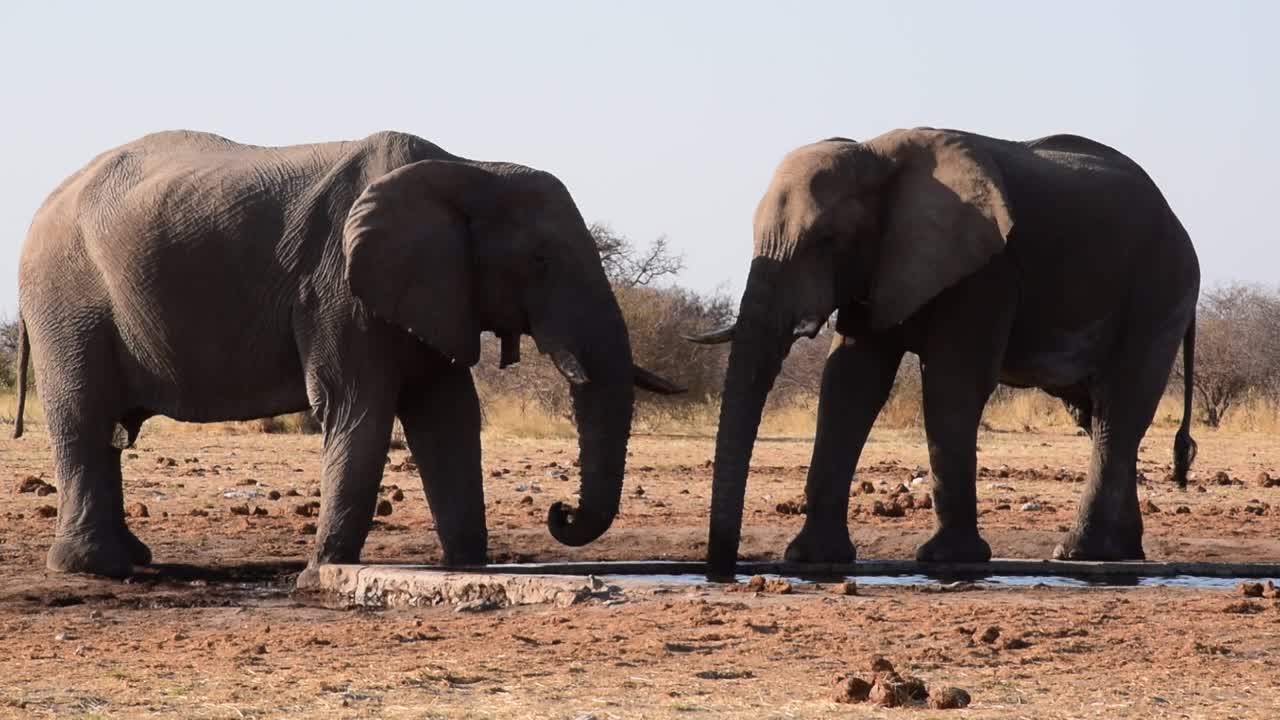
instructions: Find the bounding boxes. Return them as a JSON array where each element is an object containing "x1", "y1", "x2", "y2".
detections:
[{"x1": 310, "y1": 559, "x2": 1280, "y2": 609}]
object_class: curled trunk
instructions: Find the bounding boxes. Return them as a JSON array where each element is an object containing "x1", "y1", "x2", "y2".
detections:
[{"x1": 545, "y1": 307, "x2": 634, "y2": 547}]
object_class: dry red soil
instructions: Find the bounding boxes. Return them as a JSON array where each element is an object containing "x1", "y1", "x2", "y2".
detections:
[{"x1": 3, "y1": 424, "x2": 1279, "y2": 717}]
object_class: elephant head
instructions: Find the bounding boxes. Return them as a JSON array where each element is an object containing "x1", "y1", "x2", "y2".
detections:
[
  {"x1": 343, "y1": 158, "x2": 683, "y2": 548},
  {"x1": 689, "y1": 129, "x2": 1013, "y2": 576}
]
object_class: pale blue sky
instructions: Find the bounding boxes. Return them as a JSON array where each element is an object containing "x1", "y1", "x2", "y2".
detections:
[{"x1": 1, "y1": 1, "x2": 1275, "y2": 317}]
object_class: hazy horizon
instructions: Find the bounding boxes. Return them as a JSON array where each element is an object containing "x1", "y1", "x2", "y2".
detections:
[{"x1": 2, "y1": 1, "x2": 1275, "y2": 318}]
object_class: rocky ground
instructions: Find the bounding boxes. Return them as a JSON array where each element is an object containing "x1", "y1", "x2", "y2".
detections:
[{"x1": 2, "y1": 423, "x2": 1279, "y2": 718}]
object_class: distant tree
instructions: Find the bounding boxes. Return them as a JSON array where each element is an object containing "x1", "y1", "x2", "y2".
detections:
[
  {"x1": 0, "y1": 318, "x2": 20, "y2": 390},
  {"x1": 589, "y1": 222, "x2": 684, "y2": 288},
  {"x1": 1176, "y1": 283, "x2": 1280, "y2": 427}
]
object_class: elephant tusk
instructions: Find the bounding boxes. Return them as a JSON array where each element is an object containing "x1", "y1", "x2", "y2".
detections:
[
  {"x1": 551, "y1": 349, "x2": 589, "y2": 385},
  {"x1": 793, "y1": 317, "x2": 823, "y2": 339},
  {"x1": 499, "y1": 332, "x2": 522, "y2": 368},
  {"x1": 682, "y1": 324, "x2": 736, "y2": 345},
  {"x1": 633, "y1": 365, "x2": 686, "y2": 395}
]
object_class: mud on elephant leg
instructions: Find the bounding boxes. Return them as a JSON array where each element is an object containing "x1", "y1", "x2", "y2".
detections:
[
  {"x1": 785, "y1": 335, "x2": 902, "y2": 564},
  {"x1": 398, "y1": 368, "x2": 488, "y2": 567}
]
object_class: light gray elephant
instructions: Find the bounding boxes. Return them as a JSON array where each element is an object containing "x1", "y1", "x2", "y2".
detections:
[
  {"x1": 13, "y1": 129, "x2": 682, "y2": 578},
  {"x1": 688, "y1": 128, "x2": 1199, "y2": 577}
]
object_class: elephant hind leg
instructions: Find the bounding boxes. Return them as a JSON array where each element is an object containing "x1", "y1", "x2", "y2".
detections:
[
  {"x1": 1055, "y1": 316, "x2": 1190, "y2": 561},
  {"x1": 109, "y1": 408, "x2": 157, "y2": 566},
  {"x1": 35, "y1": 330, "x2": 142, "y2": 577}
]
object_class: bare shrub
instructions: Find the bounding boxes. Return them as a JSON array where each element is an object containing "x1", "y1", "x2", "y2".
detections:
[{"x1": 1174, "y1": 283, "x2": 1280, "y2": 427}]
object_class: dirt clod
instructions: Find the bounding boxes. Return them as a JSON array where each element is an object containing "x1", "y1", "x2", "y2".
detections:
[
  {"x1": 266, "y1": 490, "x2": 281, "y2": 501},
  {"x1": 126, "y1": 502, "x2": 149, "y2": 518},
  {"x1": 229, "y1": 504, "x2": 250, "y2": 516},
  {"x1": 774, "y1": 497, "x2": 806, "y2": 515},
  {"x1": 1237, "y1": 582, "x2": 1264, "y2": 597},
  {"x1": 15, "y1": 476, "x2": 50, "y2": 494},
  {"x1": 293, "y1": 502, "x2": 319, "y2": 517},
  {"x1": 375, "y1": 500, "x2": 394, "y2": 516},
  {"x1": 1175, "y1": 505, "x2": 1192, "y2": 514},
  {"x1": 830, "y1": 581, "x2": 857, "y2": 596},
  {"x1": 744, "y1": 575, "x2": 766, "y2": 592},
  {"x1": 872, "y1": 500, "x2": 905, "y2": 518},
  {"x1": 1002, "y1": 636, "x2": 1031, "y2": 650},
  {"x1": 831, "y1": 674, "x2": 872, "y2": 704},
  {"x1": 35, "y1": 505, "x2": 57, "y2": 518},
  {"x1": 977, "y1": 626, "x2": 1001, "y2": 644},
  {"x1": 764, "y1": 578, "x2": 793, "y2": 594},
  {"x1": 299, "y1": 522, "x2": 317, "y2": 535},
  {"x1": 929, "y1": 686, "x2": 972, "y2": 710},
  {"x1": 1142, "y1": 499, "x2": 1160, "y2": 514},
  {"x1": 869, "y1": 656, "x2": 895, "y2": 674},
  {"x1": 390, "y1": 489, "x2": 405, "y2": 502}
]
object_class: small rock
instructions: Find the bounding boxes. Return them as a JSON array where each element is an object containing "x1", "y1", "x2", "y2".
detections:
[
  {"x1": 455, "y1": 598, "x2": 499, "y2": 613},
  {"x1": 1237, "y1": 582, "x2": 1265, "y2": 598},
  {"x1": 252, "y1": 506, "x2": 268, "y2": 516},
  {"x1": 126, "y1": 502, "x2": 149, "y2": 518},
  {"x1": 1213, "y1": 471, "x2": 1233, "y2": 486},
  {"x1": 774, "y1": 497, "x2": 806, "y2": 515},
  {"x1": 15, "y1": 476, "x2": 48, "y2": 493},
  {"x1": 35, "y1": 484, "x2": 55, "y2": 497},
  {"x1": 294, "y1": 502, "x2": 319, "y2": 517},
  {"x1": 928, "y1": 686, "x2": 971, "y2": 710},
  {"x1": 856, "y1": 480, "x2": 876, "y2": 495},
  {"x1": 977, "y1": 626, "x2": 1001, "y2": 644},
  {"x1": 910, "y1": 476, "x2": 927, "y2": 486},
  {"x1": 299, "y1": 522, "x2": 317, "y2": 535},
  {"x1": 375, "y1": 499, "x2": 393, "y2": 516},
  {"x1": 35, "y1": 505, "x2": 57, "y2": 518},
  {"x1": 872, "y1": 500, "x2": 905, "y2": 518},
  {"x1": 918, "y1": 495, "x2": 933, "y2": 510},
  {"x1": 632, "y1": 486, "x2": 645, "y2": 498},
  {"x1": 830, "y1": 674, "x2": 872, "y2": 704},
  {"x1": 1020, "y1": 501, "x2": 1043, "y2": 512},
  {"x1": 868, "y1": 656, "x2": 895, "y2": 674},
  {"x1": 764, "y1": 578, "x2": 793, "y2": 594},
  {"x1": 893, "y1": 483, "x2": 910, "y2": 495},
  {"x1": 285, "y1": 488, "x2": 301, "y2": 497},
  {"x1": 830, "y1": 580, "x2": 857, "y2": 596},
  {"x1": 1256, "y1": 471, "x2": 1272, "y2": 486},
  {"x1": 1002, "y1": 636, "x2": 1031, "y2": 650},
  {"x1": 744, "y1": 575, "x2": 766, "y2": 592},
  {"x1": 229, "y1": 504, "x2": 250, "y2": 516},
  {"x1": 390, "y1": 489, "x2": 405, "y2": 502},
  {"x1": 189, "y1": 508, "x2": 209, "y2": 517},
  {"x1": 54, "y1": 631, "x2": 76, "y2": 641},
  {"x1": 266, "y1": 490, "x2": 282, "y2": 501},
  {"x1": 900, "y1": 675, "x2": 929, "y2": 701},
  {"x1": 519, "y1": 495, "x2": 534, "y2": 506},
  {"x1": 156, "y1": 457, "x2": 177, "y2": 467},
  {"x1": 1141, "y1": 499, "x2": 1160, "y2": 514},
  {"x1": 1262, "y1": 580, "x2": 1278, "y2": 599},
  {"x1": 867, "y1": 678, "x2": 903, "y2": 708},
  {"x1": 1174, "y1": 505, "x2": 1191, "y2": 514}
]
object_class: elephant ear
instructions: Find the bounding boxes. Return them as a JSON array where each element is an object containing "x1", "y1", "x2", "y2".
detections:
[
  {"x1": 868, "y1": 131, "x2": 1014, "y2": 330},
  {"x1": 343, "y1": 160, "x2": 494, "y2": 366}
]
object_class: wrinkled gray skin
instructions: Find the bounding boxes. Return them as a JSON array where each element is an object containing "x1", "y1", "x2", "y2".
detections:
[
  {"x1": 13, "y1": 130, "x2": 682, "y2": 579},
  {"x1": 690, "y1": 128, "x2": 1199, "y2": 578}
]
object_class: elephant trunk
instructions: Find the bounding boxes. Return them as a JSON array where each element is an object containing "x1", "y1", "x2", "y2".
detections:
[
  {"x1": 707, "y1": 260, "x2": 790, "y2": 578},
  {"x1": 546, "y1": 305, "x2": 635, "y2": 547}
]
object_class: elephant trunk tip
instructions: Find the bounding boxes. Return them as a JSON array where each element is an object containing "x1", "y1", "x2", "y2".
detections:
[{"x1": 546, "y1": 501, "x2": 614, "y2": 547}]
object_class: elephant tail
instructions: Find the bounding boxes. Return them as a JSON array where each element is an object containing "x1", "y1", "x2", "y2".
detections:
[
  {"x1": 1172, "y1": 317, "x2": 1196, "y2": 489},
  {"x1": 12, "y1": 313, "x2": 28, "y2": 439}
]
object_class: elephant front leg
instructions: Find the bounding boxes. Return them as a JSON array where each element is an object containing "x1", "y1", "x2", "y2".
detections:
[
  {"x1": 915, "y1": 367, "x2": 994, "y2": 563},
  {"x1": 785, "y1": 335, "x2": 902, "y2": 564},
  {"x1": 310, "y1": 396, "x2": 398, "y2": 568},
  {"x1": 398, "y1": 368, "x2": 488, "y2": 567}
]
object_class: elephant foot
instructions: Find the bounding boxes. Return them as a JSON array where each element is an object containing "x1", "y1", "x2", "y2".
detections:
[
  {"x1": 915, "y1": 528, "x2": 992, "y2": 563},
  {"x1": 47, "y1": 534, "x2": 135, "y2": 578},
  {"x1": 438, "y1": 530, "x2": 489, "y2": 568},
  {"x1": 784, "y1": 525, "x2": 856, "y2": 564},
  {"x1": 1053, "y1": 528, "x2": 1144, "y2": 561},
  {"x1": 122, "y1": 526, "x2": 153, "y2": 566},
  {"x1": 294, "y1": 565, "x2": 322, "y2": 592}
]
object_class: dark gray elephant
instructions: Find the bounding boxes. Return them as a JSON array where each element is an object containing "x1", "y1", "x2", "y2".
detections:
[
  {"x1": 689, "y1": 128, "x2": 1199, "y2": 577},
  {"x1": 12, "y1": 129, "x2": 682, "y2": 578}
]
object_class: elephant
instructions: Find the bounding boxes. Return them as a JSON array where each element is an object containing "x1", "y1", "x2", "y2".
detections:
[
  {"x1": 688, "y1": 127, "x2": 1199, "y2": 577},
  {"x1": 12, "y1": 129, "x2": 683, "y2": 579}
]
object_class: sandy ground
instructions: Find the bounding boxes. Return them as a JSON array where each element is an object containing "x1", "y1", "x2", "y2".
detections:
[{"x1": 2, "y1": 423, "x2": 1279, "y2": 718}]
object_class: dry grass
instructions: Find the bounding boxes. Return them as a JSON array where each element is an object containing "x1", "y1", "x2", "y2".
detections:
[{"x1": 6, "y1": 386, "x2": 1280, "y2": 442}]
